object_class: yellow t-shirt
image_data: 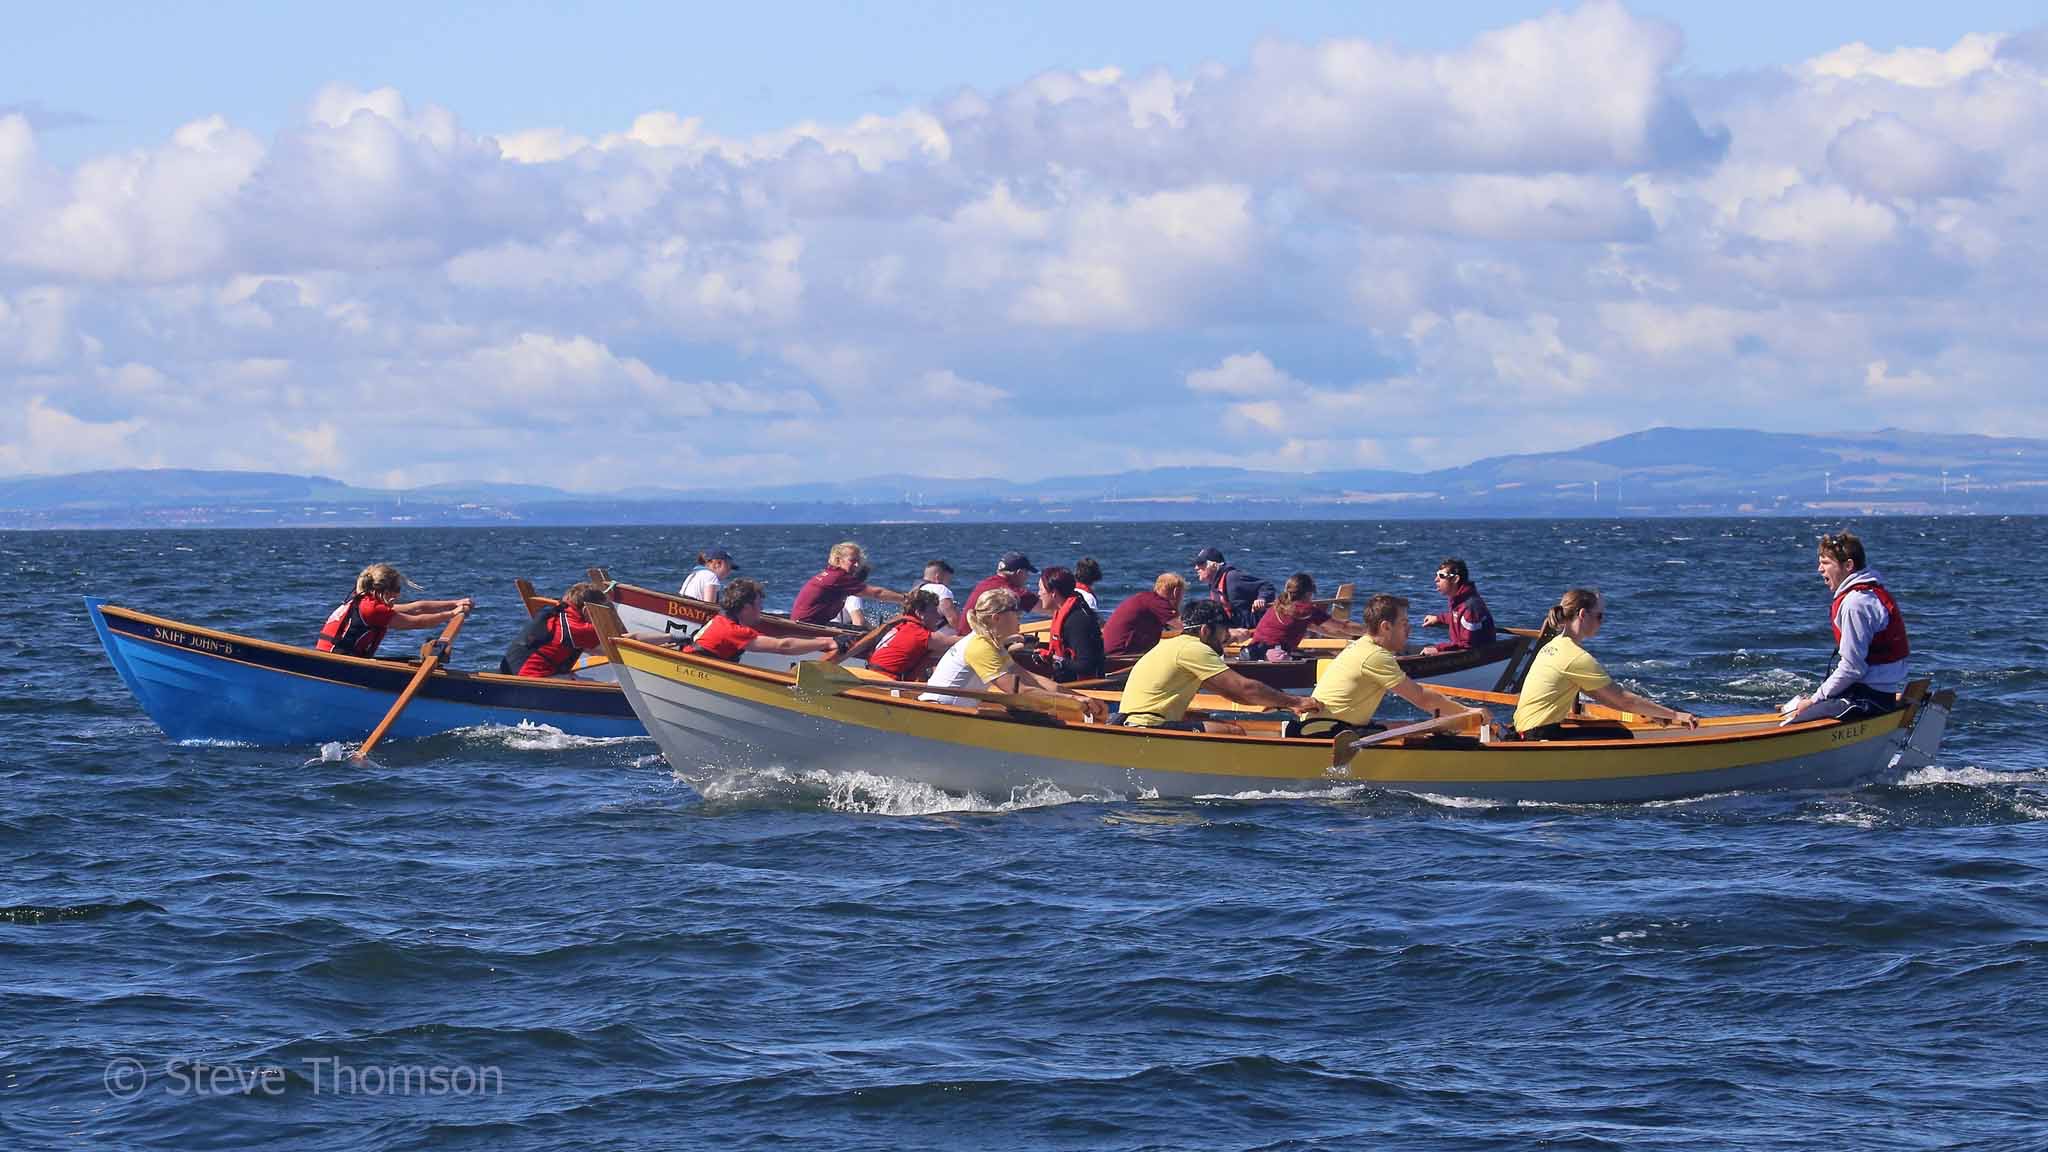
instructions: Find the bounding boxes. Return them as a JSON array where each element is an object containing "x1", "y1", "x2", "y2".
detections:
[
  {"x1": 1119, "y1": 634, "x2": 1228, "y2": 726},
  {"x1": 1512, "y1": 635, "x2": 1614, "y2": 732},
  {"x1": 1311, "y1": 637, "x2": 1407, "y2": 725},
  {"x1": 918, "y1": 633, "x2": 1011, "y2": 705}
]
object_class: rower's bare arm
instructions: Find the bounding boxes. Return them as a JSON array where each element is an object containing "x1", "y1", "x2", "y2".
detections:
[
  {"x1": 861, "y1": 584, "x2": 907, "y2": 604},
  {"x1": 1589, "y1": 683, "x2": 1697, "y2": 727},
  {"x1": 753, "y1": 635, "x2": 838, "y2": 656},
  {"x1": 1208, "y1": 670, "x2": 1321, "y2": 714},
  {"x1": 1315, "y1": 619, "x2": 1367, "y2": 639},
  {"x1": 1391, "y1": 678, "x2": 1469, "y2": 718},
  {"x1": 390, "y1": 605, "x2": 465, "y2": 629}
]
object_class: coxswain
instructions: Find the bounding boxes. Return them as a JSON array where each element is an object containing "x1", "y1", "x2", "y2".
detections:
[
  {"x1": 501, "y1": 582, "x2": 607, "y2": 677},
  {"x1": 1512, "y1": 589, "x2": 1697, "y2": 740},
  {"x1": 1192, "y1": 546, "x2": 1276, "y2": 629},
  {"x1": 1420, "y1": 558, "x2": 1497, "y2": 655},
  {"x1": 690, "y1": 579, "x2": 850, "y2": 662},
  {"x1": 1114, "y1": 601, "x2": 1320, "y2": 734},
  {"x1": 1781, "y1": 531, "x2": 1910, "y2": 721},
  {"x1": 679, "y1": 549, "x2": 737, "y2": 603},
  {"x1": 316, "y1": 564, "x2": 471, "y2": 657}
]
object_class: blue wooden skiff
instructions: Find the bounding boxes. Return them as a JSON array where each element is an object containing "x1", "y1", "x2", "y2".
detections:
[{"x1": 87, "y1": 598, "x2": 644, "y2": 746}]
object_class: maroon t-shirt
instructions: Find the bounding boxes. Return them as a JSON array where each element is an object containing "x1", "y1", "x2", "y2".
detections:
[
  {"x1": 1103, "y1": 590, "x2": 1177, "y2": 657},
  {"x1": 790, "y1": 567, "x2": 866, "y2": 624},
  {"x1": 962, "y1": 574, "x2": 1037, "y2": 618},
  {"x1": 1250, "y1": 602, "x2": 1331, "y2": 650}
]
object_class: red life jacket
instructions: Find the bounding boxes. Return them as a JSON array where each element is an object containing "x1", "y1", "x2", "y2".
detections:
[
  {"x1": 1046, "y1": 595, "x2": 1083, "y2": 663},
  {"x1": 501, "y1": 605, "x2": 582, "y2": 677},
  {"x1": 689, "y1": 615, "x2": 755, "y2": 661},
  {"x1": 868, "y1": 618, "x2": 934, "y2": 680},
  {"x1": 1831, "y1": 577, "x2": 1909, "y2": 665},
  {"x1": 316, "y1": 593, "x2": 386, "y2": 657}
]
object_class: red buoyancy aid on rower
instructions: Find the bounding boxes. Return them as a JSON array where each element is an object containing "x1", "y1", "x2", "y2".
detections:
[
  {"x1": 1045, "y1": 595, "x2": 1083, "y2": 665},
  {"x1": 1831, "y1": 577, "x2": 1909, "y2": 665},
  {"x1": 316, "y1": 594, "x2": 392, "y2": 657},
  {"x1": 867, "y1": 617, "x2": 934, "y2": 680},
  {"x1": 689, "y1": 615, "x2": 757, "y2": 661},
  {"x1": 500, "y1": 604, "x2": 596, "y2": 677}
]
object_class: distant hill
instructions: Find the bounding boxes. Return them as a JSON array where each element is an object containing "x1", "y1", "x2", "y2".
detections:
[{"x1": 3, "y1": 427, "x2": 2042, "y2": 527}]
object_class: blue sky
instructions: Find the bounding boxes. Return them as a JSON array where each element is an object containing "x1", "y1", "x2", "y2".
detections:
[
  {"x1": 3, "y1": 2, "x2": 2046, "y2": 487},
  {"x1": 13, "y1": 2, "x2": 2044, "y2": 153}
]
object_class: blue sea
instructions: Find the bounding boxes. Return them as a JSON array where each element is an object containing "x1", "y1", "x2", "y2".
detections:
[{"x1": 6, "y1": 518, "x2": 2046, "y2": 1150}]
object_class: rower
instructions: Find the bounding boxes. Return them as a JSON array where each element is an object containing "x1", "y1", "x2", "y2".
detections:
[
  {"x1": 1245, "y1": 573, "x2": 1366, "y2": 661},
  {"x1": 1103, "y1": 572, "x2": 1185, "y2": 660},
  {"x1": 918, "y1": 558, "x2": 963, "y2": 633},
  {"x1": 865, "y1": 588, "x2": 959, "y2": 681},
  {"x1": 789, "y1": 542, "x2": 904, "y2": 626},
  {"x1": 1307, "y1": 594, "x2": 1478, "y2": 736},
  {"x1": 1511, "y1": 588, "x2": 1696, "y2": 740},
  {"x1": 689, "y1": 579, "x2": 849, "y2": 662},
  {"x1": 920, "y1": 588, "x2": 1106, "y2": 720},
  {"x1": 1115, "y1": 601, "x2": 1320, "y2": 734},
  {"x1": 962, "y1": 552, "x2": 1041, "y2": 621},
  {"x1": 1038, "y1": 566, "x2": 1105, "y2": 682},
  {"x1": 501, "y1": 581, "x2": 607, "y2": 677},
  {"x1": 1072, "y1": 557, "x2": 1103, "y2": 612},
  {"x1": 316, "y1": 563, "x2": 472, "y2": 657}
]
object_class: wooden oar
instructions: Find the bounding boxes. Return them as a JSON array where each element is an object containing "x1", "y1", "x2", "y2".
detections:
[
  {"x1": 1331, "y1": 709, "x2": 1486, "y2": 767},
  {"x1": 796, "y1": 657, "x2": 1088, "y2": 720},
  {"x1": 516, "y1": 578, "x2": 550, "y2": 617},
  {"x1": 354, "y1": 609, "x2": 468, "y2": 761}
]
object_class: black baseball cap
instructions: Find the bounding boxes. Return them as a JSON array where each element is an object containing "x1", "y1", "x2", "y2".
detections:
[
  {"x1": 1193, "y1": 546, "x2": 1225, "y2": 565},
  {"x1": 998, "y1": 551, "x2": 1036, "y2": 573},
  {"x1": 704, "y1": 548, "x2": 738, "y2": 570}
]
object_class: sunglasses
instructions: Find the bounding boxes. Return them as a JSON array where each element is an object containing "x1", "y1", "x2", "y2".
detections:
[{"x1": 1435, "y1": 572, "x2": 1457, "y2": 581}]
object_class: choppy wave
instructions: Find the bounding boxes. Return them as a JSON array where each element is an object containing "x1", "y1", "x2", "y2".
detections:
[{"x1": 685, "y1": 765, "x2": 1123, "y2": 814}]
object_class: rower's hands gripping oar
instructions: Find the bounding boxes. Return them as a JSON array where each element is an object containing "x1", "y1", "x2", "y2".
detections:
[
  {"x1": 1330, "y1": 708, "x2": 1486, "y2": 769},
  {"x1": 354, "y1": 606, "x2": 469, "y2": 762}
]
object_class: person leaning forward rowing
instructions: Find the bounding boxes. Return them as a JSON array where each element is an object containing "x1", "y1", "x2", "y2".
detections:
[
  {"x1": 683, "y1": 579, "x2": 851, "y2": 662},
  {"x1": 864, "y1": 588, "x2": 960, "y2": 682},
  {"x1": 1780, "y1": 530, "x2": 1910, "y2": 723},
  {"x1": 1307, "y1": 594, "x2": 1481, "y2": 736},
  {"x1": 1245, "y1": 573, "x2": 1366, "y2": 661},
  {"x1": 1114, "y1": 601, "x2": 1320, "y2": 735},
  {"x1": 1511, "y1": 588, "x2": 1697, "y2": 740},
  {"x1": 789, "y1": 542, "x2": 904, "y2": 626},
  {"x1": 316, "y1": 563, "x2": 473, "y2": 658},
  {"x1": 501, "y1": 581, "x2": 606, "y2": 677},
  {"x1": 919, "y1": 588, "x2": 1107, "y2": 721}
]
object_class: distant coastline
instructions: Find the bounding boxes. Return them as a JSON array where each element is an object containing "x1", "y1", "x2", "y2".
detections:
[{"x1": 5, "y1": 425, "x2": 2042, "y2": 529}]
